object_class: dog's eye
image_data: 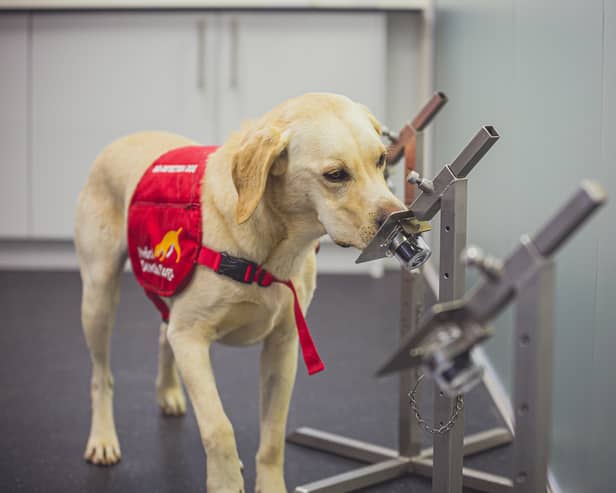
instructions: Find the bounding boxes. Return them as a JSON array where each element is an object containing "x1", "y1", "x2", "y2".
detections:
[
  {"x1": 323, "y1": 169, "x2": 350, "y2": 182},
  {"x1": 376, "y1": 153, "x2": 386, "y2": 168}
]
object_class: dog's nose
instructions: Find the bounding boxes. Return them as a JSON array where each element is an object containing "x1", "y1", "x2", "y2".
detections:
[{"x1": 376, "y1": 204, "x2": 406, "y2": 229}]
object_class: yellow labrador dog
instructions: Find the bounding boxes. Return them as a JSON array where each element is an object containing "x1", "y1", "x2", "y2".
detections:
[{"x1": 75, "y1": 92, "x2": 405, "y2": 492}]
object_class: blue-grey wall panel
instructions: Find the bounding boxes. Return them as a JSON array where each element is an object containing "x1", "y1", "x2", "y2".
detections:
[
  {"x1": 512, "y1": 3, "x2": 604, "y2": 490},
  {"x1": 434, "y1": 0, "x2": 517, "y2": 393},
  {"x1": 590, "y1": 2, "x2": 616, "y2": 491},
  {"x1": 435, "y1": 1, "x2": 611, "y2": 490}
]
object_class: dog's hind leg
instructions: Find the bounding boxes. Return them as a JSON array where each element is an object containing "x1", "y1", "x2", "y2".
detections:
[
  {"x1": 79, "y1": 254, "x2": 124, "y2": 465},
  {"x1": 156, "y1": 321, "x2": 187, "y2": 416},
  {"x1": 75, "y1": 189, "x2": 126, "y2": 466}
]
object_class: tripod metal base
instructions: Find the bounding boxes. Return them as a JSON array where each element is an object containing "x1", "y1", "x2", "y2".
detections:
[
  {"x1": 295, "y1": 458, "x2": 513, "y2": 493},
  {"x1": 295, "y1": 458, "x2": 411, "y2": 493},
  {"x1": 288, "y1": 425, "x2": 513, "y2": 493},
  {"x1": 288, "y1": 426, "x2": 512, "y2": 464}
]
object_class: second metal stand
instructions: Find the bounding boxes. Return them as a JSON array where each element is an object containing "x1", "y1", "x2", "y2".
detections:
[
  {"x1": 512, "y1": 257, "x2": 554, "y2": 492},
  {"x1": 376, "y1": 182, "x2": 607, "y2": 493}
]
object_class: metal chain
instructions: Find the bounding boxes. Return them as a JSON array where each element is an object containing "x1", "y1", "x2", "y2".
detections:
[{"x1": 407, "y1": 374, "x2": 464, "y2": 435}]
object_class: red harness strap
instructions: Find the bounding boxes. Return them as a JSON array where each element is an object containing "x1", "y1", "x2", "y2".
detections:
[
  {"x1": 145, "y1": 289, "x2": 171, "y2": 322},
  {"x1": 196, "y1": 245, "x2": 325, "y2": 375}
]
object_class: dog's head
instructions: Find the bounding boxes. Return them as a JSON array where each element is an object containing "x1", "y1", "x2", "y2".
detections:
[{"x1": 231, "y1": 93, "x2": 405, "y2": 250}]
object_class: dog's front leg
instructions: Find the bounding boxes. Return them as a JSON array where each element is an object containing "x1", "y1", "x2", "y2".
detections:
[
  {"x1": 168, "y1": 324, "x2": 244, "y2": 493},
  {"x1": 156, "y1": 321, "x2": 187, "y2": 416},
  {"x1": 255, "y1": 325, "x2": 299, "y2": 493}
]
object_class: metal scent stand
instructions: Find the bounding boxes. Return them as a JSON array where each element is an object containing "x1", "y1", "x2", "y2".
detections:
[
  {"x1": 403, "y1": 123, "x2": 509, "y2": 493},
  {"x1": 378, "y1": 181, "x2": 607, "y2": 493},
  {"x1": 363, "y1": 123, "x2": 512, "y2": 493},
  {"x1": 289, "y1": 93, "x2": 513, "y2": 493}
]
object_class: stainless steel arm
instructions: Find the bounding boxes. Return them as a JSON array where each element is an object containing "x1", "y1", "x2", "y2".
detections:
[
  {"x1": 385, "y1": 92, "x2": 448, "y2": 164},
  {"x1": 410, "y1": 126, "x2": 500, "y2": 221},
  {"x1": 531, "y1": 180, "x2": 606, "y2": 257},
  {"x1": 449, "y1": 125, "x2": 499, "y2": 178},
  {"x1": 412, "y1": 91, "x2": 448, "y2": 132}
]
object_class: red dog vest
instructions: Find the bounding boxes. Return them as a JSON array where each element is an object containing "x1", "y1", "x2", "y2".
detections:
[{"x1": 127, "y1": 146, "x2": 324, "y2": 375}]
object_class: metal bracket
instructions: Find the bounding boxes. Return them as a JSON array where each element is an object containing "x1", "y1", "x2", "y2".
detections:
[
  {"x1": 355, "y1": 210, "x2": 431, "y2": 264},
  {"x1": 355, "y1": 125, "x2": 500, "y2": 267}
]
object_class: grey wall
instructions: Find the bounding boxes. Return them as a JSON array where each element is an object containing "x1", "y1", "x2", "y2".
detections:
[{"x1": 433, "y1": 1, "x2": 615, "y2": 491}]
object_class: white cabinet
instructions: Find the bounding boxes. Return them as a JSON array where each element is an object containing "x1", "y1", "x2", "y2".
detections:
[
  {"x1": 216, "y1": 12, "x2": 386, "y2": 141},
  {"x1": 26, "y1": 11, "x2": 386, "y2": 239},
  {"x1": 0, "y1": 14, "x2": 29, "y2": 237},
  {"x1": 31, "y1": 12, "x2": 219, "y2": 237}
]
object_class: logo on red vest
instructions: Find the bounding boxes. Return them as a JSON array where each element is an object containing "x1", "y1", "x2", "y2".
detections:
[
  {"x1": 136, "y1": 227, "x2": 184, "y2": 282},
  {"x1": 154, "y1": 227, "x2": 183, "y2": 263}
]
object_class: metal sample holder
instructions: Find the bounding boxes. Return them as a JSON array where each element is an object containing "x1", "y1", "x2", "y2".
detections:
[
  {"x1": 379, "y1": 181, "x2": 607, "y2": 493},
  {"x1": 289, "y1": 93, "x2": 512, "y2": 493}
]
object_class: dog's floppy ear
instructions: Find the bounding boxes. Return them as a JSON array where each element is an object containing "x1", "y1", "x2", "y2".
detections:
[
  {"x1": 232, "y1": 124, "x2": 290, "y2": 224},
  {"x1": 357, "y1": 103, "x2": 382, "y2": 136}
]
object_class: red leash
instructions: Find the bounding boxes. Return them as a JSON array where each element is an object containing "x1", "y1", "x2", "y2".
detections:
[{"x1": 275, "y1": 279, "x2": 325, "y2": 375}]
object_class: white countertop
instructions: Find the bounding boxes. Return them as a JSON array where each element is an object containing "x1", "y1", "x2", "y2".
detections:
[{"x1": 0, "y1": 0, "x2": 428, "y2": 11}]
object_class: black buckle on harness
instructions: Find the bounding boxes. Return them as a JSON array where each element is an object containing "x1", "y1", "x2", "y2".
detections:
[
  {"x1": 255, "y1": 268, "x2": 270, "y2": 287},
  {"x1": 217, "y1": 252, "x2": 257, "y2": 284}
]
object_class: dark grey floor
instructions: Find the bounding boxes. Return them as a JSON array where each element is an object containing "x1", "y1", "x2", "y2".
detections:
[{"x1": 0, "y1": 271, "x2": 513, "y2": 493}]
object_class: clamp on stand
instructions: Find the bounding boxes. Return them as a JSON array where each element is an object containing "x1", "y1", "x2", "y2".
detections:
[
  {"x1": 379, "y1": 181, "x2": 607, "y2": 492},
  {"x1": 288, "y1": 92, "x2": 513, "y2": 493}
]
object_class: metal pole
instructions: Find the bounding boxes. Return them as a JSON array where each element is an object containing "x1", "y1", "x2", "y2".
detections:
[
  {"x1": 512, "y1": 258, "x2": 555, "y2": 493},
  {"x1": 399, "y1": 129, "x2": 424, "y2": 458},
  {"x1": 399, "y1": 268, "x2": 425, "y2": 458},
  {"x1": 433, "y1": 178, "x2": 467, "y2": 493}
]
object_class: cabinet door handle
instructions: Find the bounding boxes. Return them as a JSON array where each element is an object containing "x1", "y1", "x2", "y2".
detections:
[
  {"x1": 229, "y1": 17, "x2": 238, "y2": 90},
  {"x1": 196, "y1": 18, "x2": 206, "y2": 91}
]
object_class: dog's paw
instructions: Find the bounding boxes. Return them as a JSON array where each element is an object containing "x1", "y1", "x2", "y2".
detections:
[
  {"x1": 255, "y1": 465, "x2": 287, "y2": 493},
  {"x1": 206, "y1": 451, "x2": 245, "y2": 493},
  {"x1": 207, "y1": 473, "x2": 245, "y2": 493},
  {"x1": 84, "y1": 433, "x2": 121, "y2": 466},
  {"x1": 157, "y1": 383, "x2": 187, "y2": 416}
]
